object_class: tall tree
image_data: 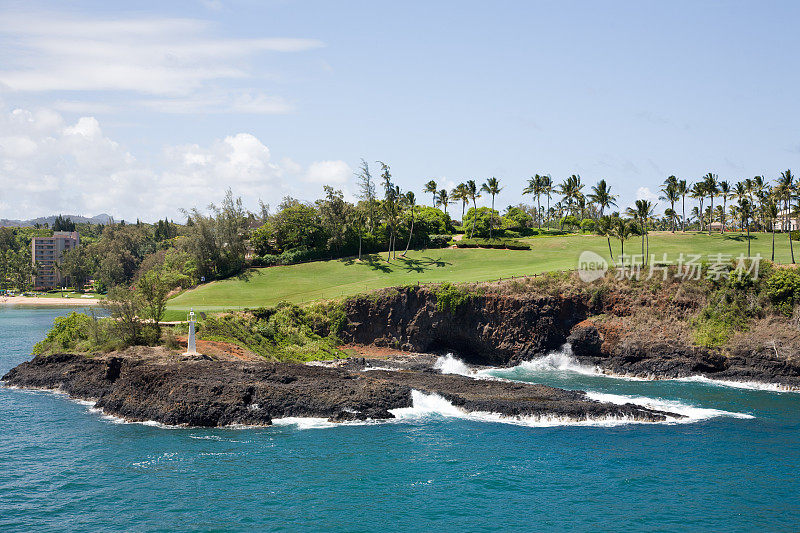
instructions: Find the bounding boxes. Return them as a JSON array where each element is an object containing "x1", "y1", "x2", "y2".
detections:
[
  {"x1": 480, "y1": 177, "x2": 503, "y2": 239},
  {"x1": 466, "y1": 179, "x2": 481, "y2": 238},
  {"x1": 424, "y1": 180, "x2": 438, "y2": 207},
  {"x1": 379, "y1": 162, "x2": 398, "y2": 262},
  {"x1": 765, "y1": 200, "x2": 778, "y2": 261},
  {"x1": 779, "y1": 169, "x2": 795, "y2": 263},
  {"x1": 660, "y1": 176, "x2": 679, "y2": 233},
  {"x1": 718, "y1": 180, "x2": 731, "y2": 233},
  {"x1": 690, "y1": 181, "x2": 706, "y2": 231},
  {"x1": 542, "y1": 175, "x2": 554, "y2": 229},
  {"x1": 435, "y1": 189, "x2": 451, "y2": 218},
  {"x1": 597, "y1": 216, "x2": 615, "y2": 265},
  {"x1": 451, "y1": 183, "x2": 470, "y2": 224},
  {"x1": 522, "y1": 174, "x2": 546, "y2": 228},
  {"x1": 703, "y1": 173, "x2": 719, "y2": 234},
  {"x1": 588, "y1": 179, "x2": 617, "y2": 218},
  {"x1": 676, "y1": 179, "x2": 689, "y2": 232},
  {"x1": 355, "y1": 159, "x2": 376, "y2": 260},
  {"x1": 402, "y1": 192, "x2": 416, "y2": 256}
]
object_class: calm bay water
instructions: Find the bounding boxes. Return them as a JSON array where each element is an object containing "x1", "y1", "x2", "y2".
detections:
[{"x1": 2, "y1": 307, "x2": 800, "y2": 532}]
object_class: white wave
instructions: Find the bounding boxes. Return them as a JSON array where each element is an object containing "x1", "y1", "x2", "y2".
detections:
[
  {"x1": 674, "y1": 375, "x2": 800, "y2": 393},
  {"x1": 361, "y1": 366, "x2": 397, "y2": 372},
  {"x1": 270, "y1": 417, "x2": 338, "y2": 430},
  {"x1": 585, "y1": 391, "x2": 754, "y2": 422},
  {"x1": 433, "y1": 353, "x2": 476, "y2": 376},
  {"x1": 389, "y1": 390, "x2": 696, "y2": 428}
]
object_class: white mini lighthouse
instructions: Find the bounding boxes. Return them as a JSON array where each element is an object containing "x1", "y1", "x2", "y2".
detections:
[{"x1": 184, "y1": 308, "x2": 198, "y2": 356}]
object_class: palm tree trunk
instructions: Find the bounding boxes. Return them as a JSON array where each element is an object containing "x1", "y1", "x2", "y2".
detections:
[
  {"x1": 747, "y1": 223, "x2": 751, "y2": 256},
  {"x1": 403, "y1": 209, "x2": 414, "y2": 256},
  {"x1": 790, "y1": 229, "x2": 795, "y2": 264},
  {"x1": 772, "y1": 224, "x2": 775, "y2": 262},
  {"x1": 682, "y1": 195, "x2": 686, "y2": 232},
  {"x1": 547, "y1": 195, "x2": 551, "y2": 230},
  {"x1": 470, "y1": 199, "x2": 477, "y2": 238},
  {"x1": 671, "y1": 201, "x2": 675, "y2": 232},
  {"x1": 607, "y1": 236, "x2": 615, "y2": 265},
  {"x1": 489, "y1": 195, "x2": 495, "y2": 239},
  {"x1": 709, "y1": 196, "x2": 714, "y2": 235},
  {"x1": 537, "y1": 195, "x2": 541, "y2": 229}
]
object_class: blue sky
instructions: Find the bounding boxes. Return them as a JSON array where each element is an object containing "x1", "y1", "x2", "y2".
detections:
[{"x1": 0, "y1": 0, "x2": 798, "y2": 221}]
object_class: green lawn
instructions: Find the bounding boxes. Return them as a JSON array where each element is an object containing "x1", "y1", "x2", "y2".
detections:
[{"x1": 164, "y1": 231, "x2": 792, "y2": 320}]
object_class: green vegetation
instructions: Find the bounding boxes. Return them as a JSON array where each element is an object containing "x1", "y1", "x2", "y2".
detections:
[
  {"x1": 765, "y1": 268, "x2": 800, "y2": 317},
  {"x1": 165, "y1": 232, "x2": 800, "y2": 319},
  {"x1": 199, "y1": 302, "x2": 347, "y2": 362},
  {"x1": 455, "y1": 238, "x2": 531, "y2": 250},
  {"x1": 433, "y1": 283, "x2": 476, "y2": 313}
]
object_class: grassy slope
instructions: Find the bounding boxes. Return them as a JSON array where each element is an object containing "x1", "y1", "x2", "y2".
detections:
[{"x1": 164, "y1": 231, "x2": 791, "y2": 320}]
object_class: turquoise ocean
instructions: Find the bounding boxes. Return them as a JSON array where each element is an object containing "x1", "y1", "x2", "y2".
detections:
[{"x1": 2, "y1": 307, "x2": 800, "y2": 532}]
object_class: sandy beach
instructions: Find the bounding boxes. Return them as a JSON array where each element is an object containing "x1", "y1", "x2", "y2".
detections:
[{"x1": 0, "y1": 296, "x2": 102, "y2": 306}]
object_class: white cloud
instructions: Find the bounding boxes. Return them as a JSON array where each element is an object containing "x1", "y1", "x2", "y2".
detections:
[
  {"x1": 304, "y1": 160, "x2": 351, "y2": 184},
  {"x1": 636, "y1": 186, "x2": 659, "y2": 203},
  {"x1": 0, "y1": 106, "x2": 349, "y2": 221},
  {"x1": 0, "y1": 11, "x2": 323, "y2": 113}
]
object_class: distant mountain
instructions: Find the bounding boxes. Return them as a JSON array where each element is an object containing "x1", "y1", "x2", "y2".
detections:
[{"x1": 0, "y1": 213, "x2": 115, "y2": 227}]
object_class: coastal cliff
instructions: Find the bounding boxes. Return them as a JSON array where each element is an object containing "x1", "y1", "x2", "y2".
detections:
[{"x1": 342, "y1": 279, "x2": 800, "y2": 387}]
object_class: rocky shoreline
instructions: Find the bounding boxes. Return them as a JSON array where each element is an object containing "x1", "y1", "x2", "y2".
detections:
[
  {"x1": 1, "y1": 352, "x2": 680, "y2": 427},
  {"x1": 343, "y1": 285, "x2": 800, "y2": 388}
]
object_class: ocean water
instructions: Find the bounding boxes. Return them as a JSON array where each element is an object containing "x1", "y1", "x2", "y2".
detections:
[{"x1": 2, "y1": 307, "x2": 800, "y2": 532}]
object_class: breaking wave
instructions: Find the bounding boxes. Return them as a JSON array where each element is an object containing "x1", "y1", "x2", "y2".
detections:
[{"x1": 585, "y1": 391, "x2": 754, "y2": 422}]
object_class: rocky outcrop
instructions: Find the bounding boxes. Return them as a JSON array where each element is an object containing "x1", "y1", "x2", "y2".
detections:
[
  {"x1": 2, "y1": 352, "x2": 678, "y2": 427},
  {"x1": 343, "y1": 287, "x2": 589, "y2": 365},
  {"x1": 343, "y1": 286, "x2": 800, "y2": 387}
]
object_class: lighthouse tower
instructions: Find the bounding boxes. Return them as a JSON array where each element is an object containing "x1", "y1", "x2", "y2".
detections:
[{"x1": 183, "y1": 309, "x2": 198, "y2": 356}]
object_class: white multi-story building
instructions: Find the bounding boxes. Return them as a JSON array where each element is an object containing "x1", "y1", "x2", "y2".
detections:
[
  {"x1": 31, "y1": 231, "x2": 80, "y2": 290},
  {"x1": 775, "y1": 209, "x2": 800, "y2": 232}
]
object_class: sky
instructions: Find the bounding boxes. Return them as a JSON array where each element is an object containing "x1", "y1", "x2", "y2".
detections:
[{"x1": 0, "y1": 0, "x2": 799, "y2": 222}]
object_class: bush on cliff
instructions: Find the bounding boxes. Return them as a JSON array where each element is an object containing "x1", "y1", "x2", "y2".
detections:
[
  {"x1": 32, "y1": 312, "x2": 118, "y2": 355},
  {"x1": 765, "y1": 268, "x2": 800, "y2": 317},
  {"x1": 199, "y1": 302, "x2": 347, "y2": 362}
]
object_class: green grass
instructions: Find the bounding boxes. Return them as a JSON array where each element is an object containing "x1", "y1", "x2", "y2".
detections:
[{"x1": 164, "y1": 231, "x2": 792, "y2": 320}]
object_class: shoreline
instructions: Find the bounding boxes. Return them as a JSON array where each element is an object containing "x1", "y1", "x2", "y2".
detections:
[{"x1": 0, "y1": 296, "x2": 102, "y2": 307}]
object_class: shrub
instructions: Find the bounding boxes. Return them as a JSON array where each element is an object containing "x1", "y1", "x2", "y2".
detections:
[
  {"x1": 454, "y1": 238, "x2": 531, "y2": 250},
  {"x1": 581, "y1": 218, "x2": 596, "y2": 233},
  {"x1": 791, "y1": 230, "x2": 800, "y2": 241},
  {"x1": 428, "y1": 234, "x2": 453, "y2": 248},
  {"x1": 765, "y1": 268, "x2": 800, "y2": 316},
  {"x1": 433, "y1": 283, "x2": 473, "y2": 313}
]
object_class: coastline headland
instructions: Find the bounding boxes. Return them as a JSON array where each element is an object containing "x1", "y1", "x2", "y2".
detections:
[{"x1": 5, "y1": 270, "x2": 800, "y2": 426}]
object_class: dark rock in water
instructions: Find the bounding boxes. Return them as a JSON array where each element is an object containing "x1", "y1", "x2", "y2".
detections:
[
  {"x1": 567, "y1": 322, "x2": 603, "y2": 358},
  {"x1": 2, "y1": 353, "x2": 679, "y2": 427}
]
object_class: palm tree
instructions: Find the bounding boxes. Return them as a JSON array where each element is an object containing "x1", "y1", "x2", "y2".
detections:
[
  {"x1": 379, "y1": 162, "x2": 398, "y2": 262},
  {"x1": 691, "y1": 181, "x2": 706, "y2": 231},
  {"x1": 718, "y1": 180, "x2": 731, "y2": 232},
  {"x1": 597, "y1": 216, "x2": 615, "y2": 265},
  {"x1": 739, "y1": 197, "x2": 753, "y2": 257},
  {"x1": 402, "y1": 191, "x2": 416, "y2": 256},
  {"x1": 677, "y1": 179, "x2": 689, "y2": 232},
  {"x1": 435, "y1": 189, "x2": 451, "y2": 218},
  {"x1": 613, "y1": 217, "x2": 632, "y2": 266},
  {"x1": 664, "y1": 208, "x2": 679, "y2": 233},
  {"x1": 703, "y1": 173, "x2": 718, "y2": 234},
  {"x1": 557, "y1": 175, "x2": 584, "y2": 218},
  {"x1": 522, "y1": 174, "x2": 546, "y2": 228},
  {"x1": 541, "y1": 175, "x2": 554, "y2": 229},
  {"x1": 626, "y1": 199, "x2": 655, "y2": 265},
  {"x1": 424, "y1": 180, "x2": 438, "y2": 207},
  {"x1": 466, "y1": 179, "x2": 480, "y2": 238},
  {"x1": 480, "y1": 177, "x2": 502, "y2": 239},
  {"x1": 588, "y1": 179, "x2": 618, "y2": 218},
  {"x1": 451, "y1": 183, "x2": 469, "y2": 225},
  {"x1": 765, "y1": 200, "x2": 778, "y2": 261},
  {"x1": 779, "y1": 169, "x2": 795, "y2": 263},
  {"x1": 660, "y1": 177, "x2": 680, "y2": 233}
]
